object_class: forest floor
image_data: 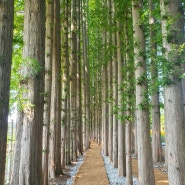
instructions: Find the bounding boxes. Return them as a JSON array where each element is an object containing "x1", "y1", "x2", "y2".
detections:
[{"x1": 49, "y1": 141, "x2": 169, "y2": 185}]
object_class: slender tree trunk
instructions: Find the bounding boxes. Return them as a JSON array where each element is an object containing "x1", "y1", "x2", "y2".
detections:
[
  {"x1": 10, "y1": 113, "x2": 23, "y2": 185},
  {"x1": 102, "y1": 67, "x2": 108, "y2": 155},
  {"x1": 126, "y1": 123, "x2": 133, "y2": 185},
  {"x1": 125, "y1": 12, "x2": 134, "y2": 184},
  {"x1": 54, "y1": 0, "x2": 62, "y2": 175},
  {"x1": 71, "y1": 0, "x2": 78, "y2": 161},
  {"x1": 48, "y1": 0, "x2": 62, "y2": 178},
  {"x1": 117, "y1": 20, "x2": 126, "y2": 176},
  {"x1": 111, "y1": 0, "x2": 118, "y2": 169},
  {"x1": 76, "y1": 0, "x2": 83, "y2": 155},
  {"x1": 0, "y1": 1, "x2": 13, "y2": 184},
  {"x1": 42, "y1": 0, "x2": 53, "y2": 184},
  {"x1": 132, "y1": 0, "x2": 155, "y2": 184},
  {"x1": 61, "y1": 73, "x2": 67, "y2": 168},
  {"x1": 108, "y1": 59, "x2": 113, "y2": 162},
  {"x1": 149, "y1": 0, "x2": 163, "y2": 163},
  {"x1": 60, "y1": 0, "x2": 67, "y2": 168},
  {"x1": 64, "y1": 0, "x2": 71, "y2": 166}
]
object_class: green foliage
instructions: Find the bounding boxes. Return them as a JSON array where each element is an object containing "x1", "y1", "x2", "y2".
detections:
[
  {"x1": 20, "y1": 57, "x2": 43, "y2": 79},
  {"x1": 10, "y1": 0, "x2": 24, "y2": 112},
  {"x1": 137, "y1": 72, "x2": 148, "y2": 85}
]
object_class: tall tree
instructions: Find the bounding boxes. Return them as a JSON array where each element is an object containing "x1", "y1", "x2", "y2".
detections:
[
  {"x1": 116, "y1": 19, "x2": 126, "y2": 176},
  {"x1": 132, "y1": 0, "x2": 155, "y2": 184},
  {"x1": 111, "y1": 0, "x2": 118, "y2": 169},
  {"x1": 149, "y1": 0, "x2": 163, "y2": 163},
  {"x1": 71, "y1": 0, "x2": 78, "y2": 162},
  {"x1": 17, "y1": 0, "x2": 45, "y2": 184},
  {"x1": 124, "y1": 7, "x2": 134, "y2": 184},
  {"x1": 0, "y1": 1, "x2": 14, "y2": 184},
  {"x1": 48, "y1": 0, "x2": 62, "y2": 178},
  {"x1": 42, "y1": 0, "x2": 53, "y2": 184},
  {"x1": 160, "y1": 0, "x2": 185, "y2": 184}
]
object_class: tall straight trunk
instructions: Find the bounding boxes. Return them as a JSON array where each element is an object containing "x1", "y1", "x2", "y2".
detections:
[
  {"x1": 71, "y1": 0, "x2": 78, "y2": 162},
  {"x1": 107, "y1": 0, "x2": 113, "y2": 161},
  {"x1": 60, "y1": 0, "x2": 67, "y2": 168},
  {"x1": 10, "y1": 113, "x2": 23, "y2": 185},
  {"x1": 117, "y1": 20, "x2": 126, "y2": 176},
  {"x1": 132, "y1": 0, "x2": 155, "y2": 184},
  {"x1": 18, "y1": 0, "x2": 45, "y2": 184},
  {"x1": 133, "y1": 114, "x2": 137, "y2": 157},
  {"x1": 108, "y1": 58, "x2": 113, "y2": 162},
  {"x1": 102, "y1": 67, "x2": 108, "y2": 155},
  {"x1": 48, "y1": 0, "x2": 62, "y2": 178},
  {"x1": 54, "y1": 0, "x2": 62, "y2": 175},
  {"x1": 61, "y1": 72, "x2": 67, "y2": 168},
  {"x1": 125, "y1": 12, "x2": 134, "y2": 185},
  {"x1": 81, "y1": 0, "x2": 89, "y2": 151},
  {"x1": 126, "y1": 123, "x2": 133, "y2": 185},
  {"x1": 76, "y1": 0, "x2": 83, "y2": 155},
  {"x1": 111, "y1": 0, "x2": 118, "y2": 169},
  {"x1": 0, "y1": 1, "x2": 13, "y2": 184},
  {"x1": 98, "y1": 69, "x2": 102, "y2": 144},
  {"x1": 42, "y1": 0, "x2": 53, "y2": 184},
  {"x1": 160, "y1": 0, "x2": 185, "y2": 184},
  {"x1": 149, "y1": 0, "x2": 163, "y2": 163},
  {"x1": 102, "y1": 0, "x2": 108, "y2": 155},
  {"x1": 64, "y1": 0, "x2": 71, "y2": 165},
  {"x1": 81, "y1": 68, "x2": 86, "y2": 152}
]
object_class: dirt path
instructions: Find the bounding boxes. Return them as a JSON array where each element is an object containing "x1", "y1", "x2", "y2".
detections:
[
  {"x1": 73, "y1": 141, "x2": 109, "y2": 185},
  {"x1": 73, "y1": 141, "x2": 168, "y2": 185}
]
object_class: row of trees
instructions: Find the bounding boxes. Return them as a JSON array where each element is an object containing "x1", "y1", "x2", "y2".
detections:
[{"x1": 0, "y1": 0, "x2": 185, "y2": 185}]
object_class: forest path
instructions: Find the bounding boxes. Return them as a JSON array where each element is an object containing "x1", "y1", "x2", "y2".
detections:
[{"x1": 73, "y1": 141, "x2": 109, "y2": 185}]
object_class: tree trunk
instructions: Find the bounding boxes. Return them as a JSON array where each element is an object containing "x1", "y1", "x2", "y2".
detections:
[
  {"x1": 117, "y1": 20, "x2": 126, "y2": 176},
  {"x1": 54, "y1": 0, "x2": 62, "y2": 175},
  {"x1": 42, "y1": 0, "x2": 53, "y2": 184},
  {"x1": 10, "y1": 113, "x2": 23, "y2": 185},
  {"x1": 125, "y1": 11, "x2": 134, "y2": 184},
  {"x1": 18, "y1": 0, "x2": 45, "y2": 184},
  {"x1": 160, "y1": 0, "x2": 185, "y2": 184},
  {"x1": 126, "y1": 123, "x2": 133, "y2": 185},
  {"x1": 48, "y1": 0, "x2": 62, "y2": 178},
  {"x1": 132, "y1": 0, "x2": 155, "y2": 184},
  {"x1": 111, "y1": 0, "x2": 118, "y2": 169},
  {"x1": 0, "y1": 1, "x2": 13, "y2": 184},
  {"x1": 71, "y1": 0, "x2": 78, "y2": 162},
  {"x1": 149, "y1": 0, "x2": 163, "y2": 163}
]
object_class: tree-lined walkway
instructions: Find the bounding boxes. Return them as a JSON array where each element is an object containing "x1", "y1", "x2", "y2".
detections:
[{"x1": 73, "y1": 141, "x2": 109, "y2": 185}]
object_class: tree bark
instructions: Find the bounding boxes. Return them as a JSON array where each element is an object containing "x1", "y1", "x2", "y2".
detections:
[
  {"x1": 10, "y1": 113, "x2": 23, "y2": 185},
  {"x1": 0, "y1": 1, "x2": 14, "y2": 184},
  {"x1": 42, "y1": 0, "x2": 53, "y2": 184},
  {"x1": 132, "y1": 0, "x2": 155, "y2": 184},
  {"x1": 111, "y1": 0, "x2": 118, "y2": 169},
  {"x1": 126, "y1": 123, "x2": 133, "y2": 185},
  {"x1": 48, "y1": 0, "x2": 62, "y2": 178},
  {"x1": 149, "y1": 0, "x2": 163, "y2": 163},
  {"x1": 117, "y1": 20, "x2": 126, "y2": 176},
  {"x1": 160, "y1": 0, "x2": 185, "y2": 184},
  {"x1": 18, "y1": 0, "x2": 45, "y2": 184}
]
